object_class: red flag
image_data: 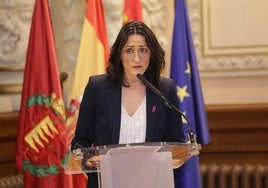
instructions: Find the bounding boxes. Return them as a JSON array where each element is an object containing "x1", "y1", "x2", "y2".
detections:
[
  {"x1": 14, "y1": 0, "x2": 73, "y2": 187},
  {"x1": 123, "y1": 0, "x2": 143, "y2": 24}
]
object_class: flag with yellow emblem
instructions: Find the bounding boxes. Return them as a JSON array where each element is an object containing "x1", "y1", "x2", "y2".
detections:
[
  {"x1": 170, "y1": 0, "x2": 210, "y2": 187},
  {"x1": 14, "y1": 0, "x2": 73, "y2": 187}
]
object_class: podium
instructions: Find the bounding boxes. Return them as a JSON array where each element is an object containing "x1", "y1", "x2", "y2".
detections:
[{"x1": 65, "y1": 142, "x2": 201, "y2": 188}]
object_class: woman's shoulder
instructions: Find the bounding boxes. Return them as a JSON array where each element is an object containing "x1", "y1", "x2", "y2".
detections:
[
  {"x1": 158, "y1": 77, "x2": 177, "y2": 98},
  {"x1": 159, "y1": 77, "x2": 175, "y2": 87},
  {"x1": 88, "y1": 74, "x2": 117, "y2": 89},
  {"x1": 89, "y1": 74, "x2": 108, "y2": 83},
  {"x1": 158, "y1": 77, "x2": 177, "y2": 94}
]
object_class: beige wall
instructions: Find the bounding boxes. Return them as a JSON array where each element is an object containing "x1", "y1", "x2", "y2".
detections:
[
  {"x1": 0, "y1": 0, "x2": 267, "y2": 113},
  {"x1": 201, "y1": 73, "x2": 268, "y2": 104},
  {"x1": 199, "y1": 0, "x2": 268, "y2": 105}
]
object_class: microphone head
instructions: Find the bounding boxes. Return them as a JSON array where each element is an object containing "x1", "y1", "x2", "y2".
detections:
[
  {"x1": 60, "y1": 72, "x2": 68, "y2": 82},
  {"x1": 136, "y1": 73, "x2": 142, "y2": 79},
  {"x1": 137, "y1": 73, "x2": 147, "y2": 84}
]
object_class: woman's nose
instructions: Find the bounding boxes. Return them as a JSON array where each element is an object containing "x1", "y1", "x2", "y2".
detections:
[{"x1": 134, "y1": 51, "x2": 141, "y2": 62}]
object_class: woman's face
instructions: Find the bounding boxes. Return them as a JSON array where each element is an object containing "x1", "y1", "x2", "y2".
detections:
[{"x1": 121, "y1": 34, "x2": 150, "y2": 80}]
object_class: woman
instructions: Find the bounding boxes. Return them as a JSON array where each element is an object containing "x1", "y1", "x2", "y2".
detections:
[{"x1": 71, "y1": 21, "x2": 185, "y2": 188}]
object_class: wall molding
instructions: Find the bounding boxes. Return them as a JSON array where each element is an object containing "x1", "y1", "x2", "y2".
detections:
[{"x1": 187, "y1": 0, "x2": 268, "y2": 72}]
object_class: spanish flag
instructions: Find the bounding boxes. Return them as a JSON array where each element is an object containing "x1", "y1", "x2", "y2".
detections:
[
  {"x1": 67, "y1": 0, "x2": 109, "y2": 186},
  {"x1": 123, "y1": 0, "x2": 143, "y2": 24},
  {"x1": 71, "y1": 0, "x2": 109, "y2": 100}
]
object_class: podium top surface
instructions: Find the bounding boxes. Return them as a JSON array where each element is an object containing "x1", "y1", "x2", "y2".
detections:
[
  {"x1": 66, "y1": 142, "x2": 201, "y2": 174},
  {"x1": 73, "y1": 141, "x2": 198, "y2": 151}
]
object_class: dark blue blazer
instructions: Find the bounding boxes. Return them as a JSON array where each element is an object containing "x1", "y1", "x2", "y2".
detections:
[
  {"x1": 71, "y1": 74, "x2": 185, "y2": 188},
  {"x1": 72, "y1": 74, "x2": 185, "y2": 147}
]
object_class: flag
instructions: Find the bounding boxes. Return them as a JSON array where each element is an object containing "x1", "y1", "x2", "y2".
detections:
[
  {"x1": 123, "y1": 0, "x2": 143, "y2": 24},
  {"x1": 14, "y1": 0, "x2": 73, "y2": 187},
  {"x1": 68, "y1": 0, "x2": 109, "y2": 139},
  {"x1": 170, "y1": 0, "x2": 210, "y2": 187},
  {"x1": 71, "y1": 0, "x2": 109, "y2": 100},
  {"x1": 67, "y1": 0, "x2": 109, "y2": 186}
]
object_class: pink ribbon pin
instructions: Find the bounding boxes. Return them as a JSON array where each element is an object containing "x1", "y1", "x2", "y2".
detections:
[{"x1": 151, "y1": 105, "x2": 156, "y2": 113}]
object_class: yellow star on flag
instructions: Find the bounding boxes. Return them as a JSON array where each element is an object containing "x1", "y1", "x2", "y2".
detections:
[
  {"x1": 177, "y1": 85, "x2": 190, "y2": 102},
  {"x1": 185, "y1": 62, "x2": 191, "y2": 75},
  {"x1": 181, "y1": 111, "x2": 188, "y2": 124}
]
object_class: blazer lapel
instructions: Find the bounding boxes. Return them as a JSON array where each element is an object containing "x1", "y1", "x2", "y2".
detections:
[
  {"x1": 146, "y1": 88, "x2": 160, "y2": 141},
  {"x1": 105, "y1": 86, "x2": 121, "y2": 144}
]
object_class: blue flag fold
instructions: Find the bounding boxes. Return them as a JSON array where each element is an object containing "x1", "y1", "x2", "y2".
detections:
[{"x1": 170, "y1": 0, "x2": 210, "y2": 187}]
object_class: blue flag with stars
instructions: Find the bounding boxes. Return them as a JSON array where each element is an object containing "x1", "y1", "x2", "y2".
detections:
[{"x1": 170, "y1": 0, "x2": 210, "y2": 187}]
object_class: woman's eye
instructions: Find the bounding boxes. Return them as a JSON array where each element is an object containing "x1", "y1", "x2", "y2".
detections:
[
  {"x1": 125, "y1": 49, "x2": 134, "y2": 54},
  {"x1": 141, "y1": 49, "x2": 146, "y2": 53},
  {"x1": 139, "y1": 48, "x2": 149, "y2": 54}
]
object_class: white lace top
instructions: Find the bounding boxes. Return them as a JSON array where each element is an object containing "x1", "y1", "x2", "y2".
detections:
[{"x1": 119, "y1": 97, "x2": 147, "y2": 144}]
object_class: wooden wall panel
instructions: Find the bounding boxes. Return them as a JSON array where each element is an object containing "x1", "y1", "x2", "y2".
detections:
[
  {"x1": 200, "y1": 104, "x2": 268, "y2": 165},
  {"x1": 0, "y1": 112, "x2": 19, "y2": 178}
]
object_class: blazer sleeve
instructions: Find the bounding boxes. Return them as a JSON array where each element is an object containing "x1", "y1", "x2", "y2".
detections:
[{"x1": 71, "y1": 76, "x2": 97, "y2": 150}]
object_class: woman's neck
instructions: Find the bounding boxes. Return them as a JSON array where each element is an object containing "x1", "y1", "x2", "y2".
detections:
[{"x1": 124, "y1": 75, "x2": 143, "y2": 88}]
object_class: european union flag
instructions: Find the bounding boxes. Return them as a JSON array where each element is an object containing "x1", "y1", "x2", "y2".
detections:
[{"x1": 170, "y1": 0, "x2": 210, "y2": 187}]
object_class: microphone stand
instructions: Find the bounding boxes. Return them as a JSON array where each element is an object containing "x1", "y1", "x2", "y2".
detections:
[{"x1": 137, "y1": 74, "x2": 197, "y2": 146}]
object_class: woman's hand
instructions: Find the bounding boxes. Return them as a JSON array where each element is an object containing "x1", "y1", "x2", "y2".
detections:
[{"x1": 85, "y1": 156, "x2": 100, "y2": 168}]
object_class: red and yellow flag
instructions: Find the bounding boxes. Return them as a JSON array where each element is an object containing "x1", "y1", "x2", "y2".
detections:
[
  {"x1": 67, "y1": 0, "x2": 109, "y2": 186},
  {"x1": 68, "y1": 0, "x2": 109, "y2": 144},
  {"x1": 123, "y1": 0, "x2": 143, "y2": 24},
  {"x1": 14, "y1": 0, "x2": 73, "y2": 187},
  {"x1": 71, "y1": 0, "x2": 109, "y2": 100}
]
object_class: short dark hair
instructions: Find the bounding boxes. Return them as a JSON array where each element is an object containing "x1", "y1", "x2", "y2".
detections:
[{"x1": 106, "y1": 21, "x2": 165, "y2": 87}]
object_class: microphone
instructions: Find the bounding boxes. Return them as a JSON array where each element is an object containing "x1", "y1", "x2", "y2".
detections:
[
  {"x1": 60, "y1": 72, "x2": 68, "y2": 90},
  {"x1": 137, "y1": 73, "x2": 196, "y2": 145}
]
